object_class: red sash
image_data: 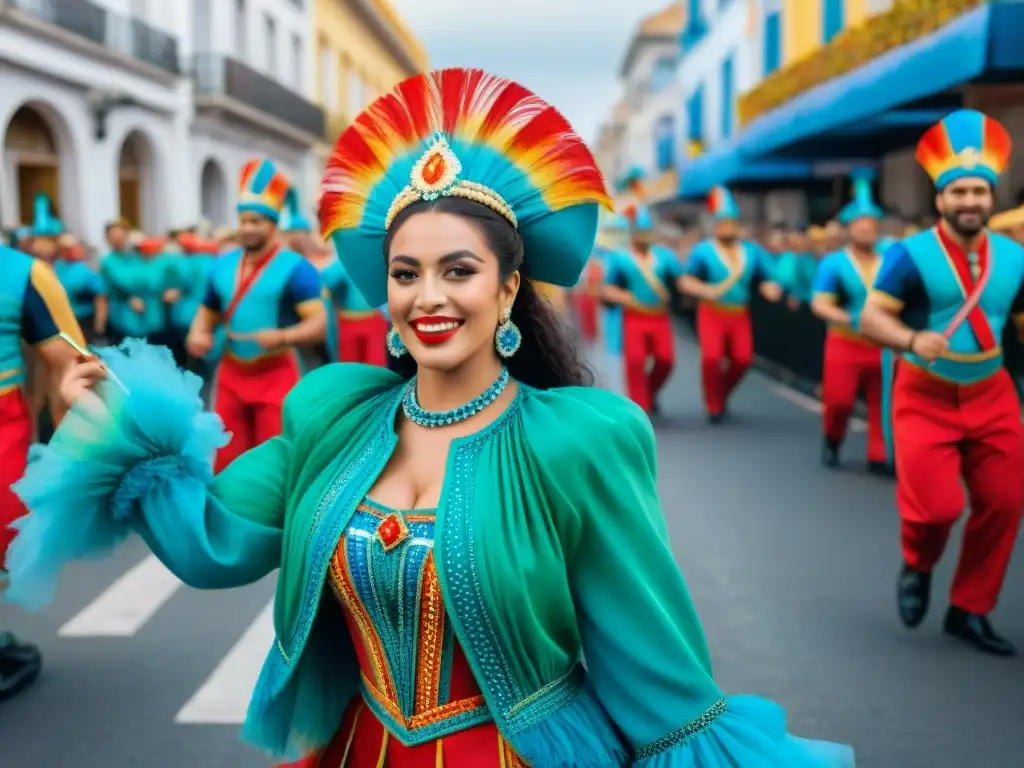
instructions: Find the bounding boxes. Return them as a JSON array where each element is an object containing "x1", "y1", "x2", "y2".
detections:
[
  {"x1": 223, "y1": 245, "x2": 280, "y2": 325},
  {"x1": 934, "y1": 226, "x2": 997, "y2": 350}
]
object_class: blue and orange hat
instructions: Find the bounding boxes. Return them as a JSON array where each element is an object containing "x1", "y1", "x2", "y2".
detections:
[
  {"x1": 916, "y1": 109, "x2": 1011, "y2": 191},
  {"x1": 838, "y1": 168, "x2": 883, "y2": 225},
  {"x1": 280, "y1": 187, "x2": 313, "y2": 233},
  {"x1": 31, "y1": 193, "x2": 64, "y2": 238},
  {"x1": 616, "y1": 166, "x2": 654, "y2": 231},
  {"x1": 319, "y1": 68, "x2": 611, "y2": 307},
  {"x1": 237, "y1": 158, "x2": 290, "y2": 222},
  {"x1": 707, "y1": 186, "x2": 740, "y2": 220}
]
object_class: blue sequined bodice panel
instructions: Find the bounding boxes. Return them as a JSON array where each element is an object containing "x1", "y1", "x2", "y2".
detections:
[{"x1": 327, "y1": 498, "x2": 491, "y2": 744}]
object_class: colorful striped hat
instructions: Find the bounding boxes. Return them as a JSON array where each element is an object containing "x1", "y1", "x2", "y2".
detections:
[
  {"x1": 916, "y1": 109, "x2": 1011, "y2": 191},
  {"x1": 707, "y1": 186, "x2": 740, "y2": 220},
  {"x1": 237, "y1": 158, "x2": 290, "y2": 222},
  {"x1": 31, "y1": 193, "x2": 64, "y2": 238},
  {"x1": 281, "y1": 187, "x2": 313, "y2": 233},
  {"x1": 838, "y1": 168, "x2": 883, "y2": 224}
]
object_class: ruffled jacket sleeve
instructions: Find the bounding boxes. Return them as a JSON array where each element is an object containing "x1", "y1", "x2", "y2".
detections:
[
  {"x1": 6, "y1": 341, "x2": 308, "y2": 608},
  {"x1": 563, "y1": 389, "x2": 854, "y2": 767}
]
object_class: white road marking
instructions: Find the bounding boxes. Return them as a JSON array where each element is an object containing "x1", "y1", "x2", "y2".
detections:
[
  {"x1": 59, "y1": 555, "x2": 182, "y2": 637},
  {"x1": 772, "y1": 385, "x2": 867, "y2": 432},
  {"x1": 175, "y1": 600, "x2": 275, "y2": 724}
]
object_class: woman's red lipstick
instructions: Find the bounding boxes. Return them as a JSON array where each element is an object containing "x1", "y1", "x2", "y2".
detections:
[{"x1": 410, "y1": 316, "x2": 465, "y2": 345}]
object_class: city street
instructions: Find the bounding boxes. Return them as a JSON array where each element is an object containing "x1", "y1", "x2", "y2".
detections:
[{"x1": 2, "y1": 336, "x2": 1022, "y2": 768}]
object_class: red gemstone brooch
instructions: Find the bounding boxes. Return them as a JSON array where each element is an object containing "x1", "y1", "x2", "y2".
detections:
[{"x1": 377, "y1": 513, "x2": 410, "y2": 552}]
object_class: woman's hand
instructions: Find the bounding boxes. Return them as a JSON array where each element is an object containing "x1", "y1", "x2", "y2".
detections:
[{"x1": 59, "y1": 355, "x2": 108, "y2": 413}]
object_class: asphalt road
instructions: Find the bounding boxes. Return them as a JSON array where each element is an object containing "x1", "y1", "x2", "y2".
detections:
[{"x1": 2, "y1": 337, "x2": 1022, "y2": 767}]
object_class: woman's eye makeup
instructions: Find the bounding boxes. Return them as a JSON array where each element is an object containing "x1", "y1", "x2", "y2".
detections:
[
  {"x1": 446, "y1": 263, "x2": 477, "y2": 277},
  {"x1": 388, "y1": 263, "x2": 478, "y2": 280}
]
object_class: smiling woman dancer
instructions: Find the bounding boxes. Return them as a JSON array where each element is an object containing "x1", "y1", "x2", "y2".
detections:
[{"x1": 5, "y1": 69, "x2": 854, "y2": 767}]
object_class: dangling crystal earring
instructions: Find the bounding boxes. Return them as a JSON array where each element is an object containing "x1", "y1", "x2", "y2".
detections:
[
  {"x1": 495, "y1": 309, "x2": 522, "y2": 358},
  {"x1": 386, "y1": 325, "x2": 407, "y2": 357}
]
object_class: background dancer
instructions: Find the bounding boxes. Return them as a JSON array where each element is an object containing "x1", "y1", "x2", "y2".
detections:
[
  {"x1": 185, "y1": 158, "x2": 326, "y2": 471},
  {"x1": 811, "y1": 170, "x2": 890, "y2": 474},
  {"x1": 602, "y1": 205, "x2": 682, "y2": 415},
  {"x1": 680, "y1": 186, "x2": 782, "y2": 423}
]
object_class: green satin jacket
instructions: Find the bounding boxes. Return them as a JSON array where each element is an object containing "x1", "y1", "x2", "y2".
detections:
[{"x1": 126, "y1": 362, "x2": 726, "y2": 764}]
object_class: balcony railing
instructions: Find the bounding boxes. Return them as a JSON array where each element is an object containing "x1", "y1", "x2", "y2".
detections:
[
  {"x1": 738, "y1": 0, "x2": 985, "y2": 126},
  {"x1": 5, "y1": 0, "x2": 180, "y2": 75},
  {"x1": 193, "y1": 54, "x2": 326, "y2": 139}
]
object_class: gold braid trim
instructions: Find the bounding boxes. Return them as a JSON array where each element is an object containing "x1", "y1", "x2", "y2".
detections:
[{"x1": 385, "y1": 180, "x2": 517, "y2": 231}]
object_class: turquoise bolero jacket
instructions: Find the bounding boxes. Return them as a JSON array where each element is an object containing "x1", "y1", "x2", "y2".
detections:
[{"x1": 7, "y1": 341, "x2": 854, "y2": 767}]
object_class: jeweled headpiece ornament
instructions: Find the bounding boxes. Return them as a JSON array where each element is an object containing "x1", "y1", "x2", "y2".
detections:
[
  {"x1": 916, "y1": 109, "x2": 1011, "y2": 191},
  {"x1": 319, "y1": 68, "x2": 612, "y2": 307}
]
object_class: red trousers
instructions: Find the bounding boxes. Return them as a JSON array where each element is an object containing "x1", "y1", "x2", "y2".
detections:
[
  {"x1": 338, "y1": 312, "x2": 388, "y2": 366},
  {"x1": 212, "y1": 353, "x2": 301, "y2": 472},
  {"x1": 574, "y1": 293, "x2": 598, "y2": 343},
  {"x1": 697, "y1": 303, "x2": 752, "y2": 416},
  {"x1": 894, "y1": 365, "x2": 1024, "y2": 614},
  {"x1": 822, "y1": 331, "x2": 886, "y2": 462},
  {"x1": 0, "y1": 389, "x2": 31, "y2": 565},
  {"x1": 623, "y1": 309, "x2": 674, "y2": 413}
]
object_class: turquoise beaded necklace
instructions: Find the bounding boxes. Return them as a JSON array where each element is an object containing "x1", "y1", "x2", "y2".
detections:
[{"x1": 401, "y1": 367, "x2": 510, "y2": 427}]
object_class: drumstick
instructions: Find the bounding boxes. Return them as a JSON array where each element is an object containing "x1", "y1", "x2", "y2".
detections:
[{"x1": 58, "y1": 332, "x2": 131, "y2": 394}]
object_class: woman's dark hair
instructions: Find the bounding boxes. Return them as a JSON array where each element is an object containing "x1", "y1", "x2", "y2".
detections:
[{"x1": 382, "y1": 196, "x2": 593, "y2": 389}]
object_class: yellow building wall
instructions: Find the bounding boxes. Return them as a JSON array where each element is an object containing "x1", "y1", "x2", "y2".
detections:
[
  {"x1": 782, "y1": 0, "x2": 822, "y2": 66},
  {"x1": 782, "y1": 0, "x2": 874, "y2": 67},
  {"x1": 845, "y1": 0, "x2": 870, "y2": 26},
  {"x1": 313, "y1": 0, "x2": 428, "y2": 129}
]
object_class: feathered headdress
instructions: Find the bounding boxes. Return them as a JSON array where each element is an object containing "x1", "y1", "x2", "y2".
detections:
[
  {"x1": 319, "y1": 68, "x2": 611, "y2": 306},
  {"x1": 31, "y1": 193, "x2": 64, "y2": 238},
  {"x1": 707, "y1": 186, "x2": 740, "y2": 220},
  {"x1": 916, "y1": 109, "x2": 1011, "y2": 191},
  {"x1": 838, "y1": 168, "x2": 883, "y2": 224},
  {"x1": 238, "y1": 158, "x2": 290, "y2": 222},
  {"x1": 281, "y1": 187, "x2": 313, "y2": 233}
]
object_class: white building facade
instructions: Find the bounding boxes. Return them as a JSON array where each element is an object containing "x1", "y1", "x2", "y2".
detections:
[
  {"x1": 0, "y1": 0, "x2": 324, "y2": 247},
  {"x1": 674, "y1": 0, "x2": 780, "y2": 220},
  {"x1": 608, "y1": 4, "x2": 684, "y2": 205}
]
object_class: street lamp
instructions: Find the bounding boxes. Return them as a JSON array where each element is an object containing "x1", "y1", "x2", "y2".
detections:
[{"x1": 86, "y1": 89, "x2": 139, "y2": 141}]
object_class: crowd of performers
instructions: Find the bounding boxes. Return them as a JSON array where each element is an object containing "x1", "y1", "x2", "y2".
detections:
[
  {"x1": 580, "y1": 109, "x2": 1024, "y2": 658},
  {"x1": 0, "y1": 105, "x2": 1022, "y2": 730}
]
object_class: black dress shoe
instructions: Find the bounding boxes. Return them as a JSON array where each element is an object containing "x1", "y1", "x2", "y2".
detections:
[
  {"x1": 868, "y1": 461, "x2": 895, "y2": 477},
  {"x1": 821, "y1": 439, "x2": 840, "y2": 468},
  {"x1": 0, "y1": 634, "x2": 42, "y2": 702},
  {"x1": 897, "y1": 564, "x2": 931, "y2": 628},
  {"x1": 943, "y1": 608, "x2": 1018, "y2": 657},
  {"x1": 708, "y1": 412, "x2": 724, "y2": 425}
]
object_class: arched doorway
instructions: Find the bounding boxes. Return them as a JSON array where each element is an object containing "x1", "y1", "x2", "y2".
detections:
[
  {"x1": 200, "y1": 158, "x2": 228, "y2": 227},
  {"x1": 4, "y1": 106, "x2": 62, "y2": 226},
  {"x1": 118, "y1": 131, "x2": 153, "y2": 230}
]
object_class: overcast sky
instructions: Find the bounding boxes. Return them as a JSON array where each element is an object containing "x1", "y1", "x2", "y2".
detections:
[{"x1": 389, "y1": 0, "x2": 673, "y2": 144}]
